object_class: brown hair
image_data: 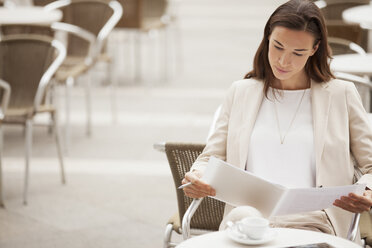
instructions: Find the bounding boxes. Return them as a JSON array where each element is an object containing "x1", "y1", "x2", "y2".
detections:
[{"x1": 245, "y1": 0, "x2": 334, "y2": 96}]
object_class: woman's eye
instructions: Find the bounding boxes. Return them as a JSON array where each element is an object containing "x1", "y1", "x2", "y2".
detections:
[
  {"x1": 293, "y1": 52, "x2": 303, "y2": 57},
  {"x1": 274, "y1": 45, "x2": 283, "y2": 50}
]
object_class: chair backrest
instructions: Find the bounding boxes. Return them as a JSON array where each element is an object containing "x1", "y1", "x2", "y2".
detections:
[
  {"x1": 45, "y1": 0, "x2": 122, "y2": 57},
  {"x1": 0, "y1": 24, "x2": 54, "y2": 37},
  {"x1": 33, "y1": 0, "x2": 54, "y2": 6},
  {"x1": 328, "y1": 37, "x2": 366, "y2": 56},
  {"x1": 165, "y1": 142, "x2": 225, "y2": 231},
  {"x1": 0, "y1": 34, "x2": 65, "y2": 113},
  {"x1": 115, "y1": 0, "x2": 167, "y2": 29}
]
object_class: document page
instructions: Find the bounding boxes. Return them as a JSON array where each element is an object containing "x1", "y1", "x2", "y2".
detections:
[
  {"x1": 202, "y1": 157, "x2": 366, "y2": 217},
  {"x1": 202, "y1": 157, "x2": 286, "y2": 217},
  {"x1": 272, "y1": 184, "x2": 366, "y2": 216}
]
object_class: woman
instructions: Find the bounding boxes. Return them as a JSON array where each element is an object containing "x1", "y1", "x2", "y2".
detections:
[{"x1": 181, "y1": 0, "x2": 372, "y2": 240}]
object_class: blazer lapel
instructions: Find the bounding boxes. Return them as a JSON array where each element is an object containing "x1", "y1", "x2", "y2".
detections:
[
  {"x1": 238, "y1": 82, "x2": 264, "y2": 169},
  {"x1": 311, "y1": 81, "x2": 331, "y2": 180}
]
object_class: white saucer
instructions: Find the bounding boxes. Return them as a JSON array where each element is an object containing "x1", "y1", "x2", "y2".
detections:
[{"x1": 226, "y1": 224, "x2": 278, "y2": 245}]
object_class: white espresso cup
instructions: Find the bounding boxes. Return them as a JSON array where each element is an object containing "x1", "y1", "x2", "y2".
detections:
[{"x1": 236, "y1": 217, "x2": 269, "y2": 240}]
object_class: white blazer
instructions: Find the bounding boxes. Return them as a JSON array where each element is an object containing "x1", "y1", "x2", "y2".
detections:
[{"x1": 192, "y1": 78, "x2": 372, "y2": 238}]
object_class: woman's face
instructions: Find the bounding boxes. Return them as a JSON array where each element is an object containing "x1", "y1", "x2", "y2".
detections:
[{"x1": 268, "y1": 26, "x2": 318, "y2": 88}]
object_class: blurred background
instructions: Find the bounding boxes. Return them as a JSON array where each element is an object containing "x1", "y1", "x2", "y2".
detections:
[{"x1": 0, "y1": 0, "x2": 371, "y2": 247}]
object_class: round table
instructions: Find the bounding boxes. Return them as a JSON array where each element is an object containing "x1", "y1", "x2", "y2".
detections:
[
  {"x1": 343, "y1": 5, "x2": 372, "y2": 28},
  {"x1": 331, "y1": 53, "x2": 372, "y2": 76},
  {"x1": 176, "y1": 228, "x2": 361, "y2": 248},
  {"x1": 0, "y1": 7, "x2": 62, "y2": 25}
]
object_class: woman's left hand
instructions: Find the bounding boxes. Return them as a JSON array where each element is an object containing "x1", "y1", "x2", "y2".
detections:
[{"x1": 333, "y1": 190, "x2": 372, "y2": 213}]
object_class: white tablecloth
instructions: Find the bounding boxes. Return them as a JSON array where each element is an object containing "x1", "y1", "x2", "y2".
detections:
[
  {"x1": 176, "y1": 228, "x2": 361, "y2": 248},
  {"x1": 0, "y1": 7, "x2": 62, "y2": 25}
]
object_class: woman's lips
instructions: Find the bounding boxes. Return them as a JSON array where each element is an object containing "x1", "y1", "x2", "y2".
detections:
[{"x1": 275, "y1": 66, "x2": 289, "y2": 74}]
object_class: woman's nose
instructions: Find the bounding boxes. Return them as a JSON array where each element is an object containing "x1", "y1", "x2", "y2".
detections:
[{"x1": 279, "y1": 53, "x2": 290, "y2": 66}]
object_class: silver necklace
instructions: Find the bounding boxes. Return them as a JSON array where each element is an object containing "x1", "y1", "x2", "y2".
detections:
[{"x1": 273, "y1": 89, "x2": 307, "y2": 144}]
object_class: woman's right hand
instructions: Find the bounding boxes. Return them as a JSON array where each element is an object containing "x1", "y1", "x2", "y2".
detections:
[{"x1": 181, "y1": 170, "x2": 216, "y2": 199}]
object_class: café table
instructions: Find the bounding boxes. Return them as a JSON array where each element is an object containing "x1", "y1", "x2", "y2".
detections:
[
  {"x1": 331, "y1": 53, "x2": 372, "y2": 76},
  {"x1": 176, "y1": 228, "x2": 361, "y2": 248},
  {"x1": 0, "y1": 6, "x2": 62, "y2": 25},
  {"x1": 342, "y1": 5, "x2": 372, "y2": 29}
]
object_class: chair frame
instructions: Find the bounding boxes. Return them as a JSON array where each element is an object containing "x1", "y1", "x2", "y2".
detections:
[
  {"x1": 155, "y1": 142, "x2": 225, "y2": 248},
  {"x1": 0, "y1": 34, "x2": 66, "y2": 205},
  {"x1": 44, "y1": 0, "x2": 123, "y2": 142},
  {"x1": 0, "y1": 79, "x2": 11, "y2": 207}
]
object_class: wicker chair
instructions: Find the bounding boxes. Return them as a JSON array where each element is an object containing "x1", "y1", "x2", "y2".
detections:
[
  {"x1": 155, "y1": 142, "x2": 225, "y2": 248},
  {"x1": 0, "y1": 34, "x2": 66, "y2": 205},
  {"x1": 44, "y1": 0, "x2": 122, "y2": 143},
  {"x1": 314, "y1": 0, "x2": 370, "y2": 51}
]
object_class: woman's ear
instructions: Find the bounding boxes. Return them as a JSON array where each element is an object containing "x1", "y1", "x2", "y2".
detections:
[{"x1": 311, "y1": 42, "x2": 320, "y2": 56}]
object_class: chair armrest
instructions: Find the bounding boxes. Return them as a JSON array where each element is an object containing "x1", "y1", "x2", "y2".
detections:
[
  {"x1": 347, "y1": 212, "x2": 361, "y2": 241},
  {"x1": 95, "y1": 0, "x2": 123, "y2": 56},
  {"x1": 334, "y1": 72, "x2": 372, "y2": 89},
  {"x1": 34, "y1": 39, "x2": 66, "y2": 110},
  {"x1": 0, "y1": 79, "x2": 11, "y2": 119},
  {"x1": 153, "y1": 142, "x2": 165, "y2": 152},
  {"x1": 50, "y1": 22, "x2": 96, "y2": 65},
  {"x1": 182, "y1": 198, "x2": 203, "y2": 240}
]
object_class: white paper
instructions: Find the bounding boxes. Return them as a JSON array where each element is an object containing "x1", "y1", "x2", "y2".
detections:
[{"x1": 202, "y1": 157, "x2": 366, "y2": 217}]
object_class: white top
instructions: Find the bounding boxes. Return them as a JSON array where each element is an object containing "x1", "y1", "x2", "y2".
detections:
[
  {"x1": 0, "y1": 7, "x2": 62, "y2": 25},
  {"x1": 246, "y1": 88, "x2": 315, "y2": 188},
  {"x1": 175, "y1": 228, "x2": 361, "y2": 248}
]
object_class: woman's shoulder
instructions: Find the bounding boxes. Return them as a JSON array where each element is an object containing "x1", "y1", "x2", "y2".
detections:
[
  {"x1": 230, "y1": 78, "x2": 263, "y2": 90},
  {"x1": 320, "y1": 78, "x2": 357, "y2": 93}
]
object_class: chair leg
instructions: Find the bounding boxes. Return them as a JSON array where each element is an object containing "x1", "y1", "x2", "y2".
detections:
[
  {"x1": 0, "y1": 125, "x2": 4, "y2": 208},
  {"x1": 84, "y1": 73, "x2": 92, "y2": 137},
  {"x1": 134, "y1": 30, "x2": 142, "y2": 82},
  {"x1": 162, "y1": 28, "x2": 168, "y2": 82},
  {"x1": 23, "y1": 119, "x2": 33, "y2": 205},
  {"x1": 163, "y1": 224, "x2": 173, "y2": 248},
  {"x1": 109, "y1": 68, "x2": 118, "y2": 125},
  {"x1": 47, "y1": 82, "x2": 56, "y2": 135},
  {"x1": 65, "y1": 76, "x2": 74, "y2": 152},
  {"x1": 52, "y1": 112, "x2": 66, "y2": 184}
]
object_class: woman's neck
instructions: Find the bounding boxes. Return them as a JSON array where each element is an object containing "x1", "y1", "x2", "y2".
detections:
[{"x1": 272, "y1": 75, "x2": 311, "y2": 90}]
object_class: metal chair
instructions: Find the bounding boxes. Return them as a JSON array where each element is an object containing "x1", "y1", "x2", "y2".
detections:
[
  {"x1": 154, "y1": 142, "x2": 225, "y2": 248},
  {"x1": 44, "y1": 0, "x2": 122, "y2": 143},
  {"x1": 0, "y1": 34, "x2": 66, "y2": 205}
]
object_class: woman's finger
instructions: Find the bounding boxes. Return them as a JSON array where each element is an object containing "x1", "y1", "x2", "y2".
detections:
[
  {"x1": 184, "y1": 187, "x2": 209, "y2": 198},
  {"x1": 334, "y1": 197, "x2": 365, "y2": 213},
  {"x1": 184, "y1": 184, "x2": 214, "y2": 197},
  {"x1": 349, "y1": 193, "x2": 372, "y2": 208}
]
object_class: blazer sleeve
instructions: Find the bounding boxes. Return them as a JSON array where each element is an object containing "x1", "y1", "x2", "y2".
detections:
[
  {"x1": 346, "y1": 83, "x2": 372, "y2": 189},
  {"x1": 190, "y1": 81, "x2": 238, "y2": 173}
]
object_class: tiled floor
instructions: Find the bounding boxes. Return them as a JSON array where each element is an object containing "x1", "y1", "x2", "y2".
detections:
[{"x1": 0, "y1": 1, "x2": 287, "y2": 247}]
